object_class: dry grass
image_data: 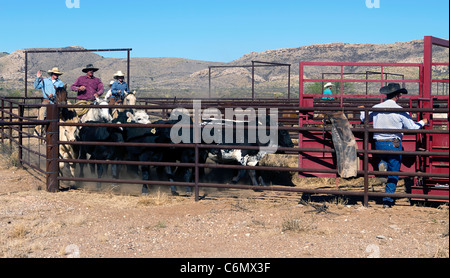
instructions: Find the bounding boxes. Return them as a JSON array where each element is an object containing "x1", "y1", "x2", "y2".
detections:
[
  {"x1": 9, "y1": 223, "x2": 28, "y2": 239},
  {"x1": 281, "y1": 214, "x2": 316, "y2": 233},
  {"x1": 0, "y1": 145, "x2": 20, "y2": 169},
  {"x1": 137, "y1": 189, "x2": 181, "y2": 206}
]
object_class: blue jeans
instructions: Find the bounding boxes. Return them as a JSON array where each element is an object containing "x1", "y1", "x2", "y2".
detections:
[{"x1": 375, "y1": 140, "x2": 402, "y2": 205}]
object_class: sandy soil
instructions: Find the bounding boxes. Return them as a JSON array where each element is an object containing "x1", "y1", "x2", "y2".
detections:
[{"x1": 0, "y1": 152, "x2": 448, "y2": 260}]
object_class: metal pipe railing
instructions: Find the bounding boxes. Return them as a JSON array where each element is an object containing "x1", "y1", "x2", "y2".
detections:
[{"x1": 1, "y1": 96, "x2": 448, "y2": 205}]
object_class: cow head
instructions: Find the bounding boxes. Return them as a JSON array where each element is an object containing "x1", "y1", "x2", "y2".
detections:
[
  {"x1": 126, "y1": 110, "x2": 151, "y2": 124},
  {"x1": 61, "y1": 124, "x2": 78, "y2": 142},
  {"x1": 59, "y1": 108, "x2": 80, "y2": 141},
  {"x1": 277, "y1": 128, "x2": 294, "y2": 149},
  {"x1": 98, "y1": 99, "x2": 113, "y2": 123}
]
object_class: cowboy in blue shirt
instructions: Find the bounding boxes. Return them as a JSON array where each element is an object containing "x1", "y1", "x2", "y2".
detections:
[
  {"x1": 33, "y1": 67, "x2": 65, "y2": 135},
  {"x1": 360, "y1": 83, "x2": 427, "y2": 208},
  {"x1": 110, "y1": 71, "x2": 129, "y2": 103},
  {"x1": 34, "y1": 67, "x2": 65, "y2": 103}
]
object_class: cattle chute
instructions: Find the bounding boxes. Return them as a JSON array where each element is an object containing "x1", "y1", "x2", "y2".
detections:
[{"x1": 298, "y1": 36, "x2": 449, "y2": 203}]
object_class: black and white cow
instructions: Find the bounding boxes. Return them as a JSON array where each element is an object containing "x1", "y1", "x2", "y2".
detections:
[{"x1": 202, "y1": 114, "x2": 294, "y2": 189}]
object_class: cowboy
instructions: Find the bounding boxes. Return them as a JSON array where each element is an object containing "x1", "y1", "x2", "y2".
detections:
[
  {"x1": 34, "y1": 67, "x2": 64, "y2": 103},
  {"x1": 71, "y1": 64, "x2": 104, "y2": 101},
  {"x1": 322, "y1": 82, "x2": 334, "y2": 100},
  {"x1": 110, "y1": 70, "x2": 129, "y2": 105},
  {"x1": 360, "y1": 83, "x2": 428, "y2": 208},
  {"x1": 33, "y1": 67, "x2": 65, "y2": 135}
]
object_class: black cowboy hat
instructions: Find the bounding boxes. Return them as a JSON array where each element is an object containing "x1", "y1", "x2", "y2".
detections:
[
  {"x1": 82, "y1": 64, "x2": 99, "y2": 73},
  {"x1": 380, "y1": 83, "x2": 408, "y2": 95}
]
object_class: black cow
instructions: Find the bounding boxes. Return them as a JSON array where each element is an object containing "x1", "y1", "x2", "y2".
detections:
[
  {"x1": 77, "y1": 121, "x2": 125, "y2": 189},
  {"x1": 157, "y1": 111, "x2": 209, "y2": 196},
  {"x1": 119, "y1": 110, "x2": 198, "y2": 196}
]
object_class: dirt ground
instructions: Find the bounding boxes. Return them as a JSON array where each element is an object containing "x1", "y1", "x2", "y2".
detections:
[{"x1": 0, "y1": 152, "x2": 448, "y2": 259}]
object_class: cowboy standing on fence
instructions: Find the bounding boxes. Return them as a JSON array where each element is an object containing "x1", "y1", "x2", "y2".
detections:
[
  {"x1": 360, "y1": 83, "x2": 428, "y2": 208},
  {"x1": 33, "y1": 67, "x2": 64, "y2": 135},
  {"x1": 71, "y1": 64, "x2": 104, "y2": 101}
]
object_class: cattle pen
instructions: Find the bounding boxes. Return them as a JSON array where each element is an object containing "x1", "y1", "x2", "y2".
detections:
[{"x1": 0, "y1": 36, "x2": 449, "y2": 206}]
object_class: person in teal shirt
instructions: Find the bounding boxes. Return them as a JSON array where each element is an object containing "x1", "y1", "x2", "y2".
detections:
[{"x1": 322, "y1": 82, "x2": 334, "y2": 100}]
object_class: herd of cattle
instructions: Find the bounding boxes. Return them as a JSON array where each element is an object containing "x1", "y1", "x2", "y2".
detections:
[{"x1": 56, "y1": 96, "x2": 294, "y2": 196}]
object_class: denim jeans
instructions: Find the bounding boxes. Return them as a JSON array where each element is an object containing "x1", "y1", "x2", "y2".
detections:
[{"x1": 375, "y1": 140, "x2": 402, "y2": 205}]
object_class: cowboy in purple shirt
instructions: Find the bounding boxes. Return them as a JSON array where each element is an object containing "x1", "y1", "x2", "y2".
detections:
[{"x1": 71, "y1": 64, "x2": 104, "y2": 100}]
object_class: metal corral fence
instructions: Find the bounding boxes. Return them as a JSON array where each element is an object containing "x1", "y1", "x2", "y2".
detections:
[{"x1": 1, "y1": 96, "x2": 448, "y2": 206}]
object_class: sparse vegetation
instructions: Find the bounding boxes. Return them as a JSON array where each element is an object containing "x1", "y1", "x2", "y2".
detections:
[
  {"x1": 137, "y1": 189, "x2": 181, "y2": 206},
  {"x1": 0, "y1": 145, "x2": 20, "y2": 169},
  {"x1": 281, "y1": 214, "x2": 315, "y2": 233},
  {"x1": 9, "y1": 223, "x2": 28, "y2": 239}
]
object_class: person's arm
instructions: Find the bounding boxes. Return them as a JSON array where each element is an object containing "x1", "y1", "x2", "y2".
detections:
[
  {"x1": 96, "y1": 79, "x2": 104, "y2": 96},
  {"x1": 34, "y1": 77, "x2": 43, "y2": 89},
  {"x1": 400, "y1": 112, "x2": 427, "y2": 129},
  {"x1": 111, "y1": 82, "x2": 119, "y2": 95},
  {"x1": 71, "y1": 77, "x2": 82, "y2": 92},
  {"x1": 359, "y1": 106, "x2": 374, "y2": 123},
  {"x1": 34, "y1": 71, "x2": 43, "y2": 89}
]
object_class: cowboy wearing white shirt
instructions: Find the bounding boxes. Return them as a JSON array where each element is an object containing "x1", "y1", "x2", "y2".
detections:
[{"x1": 360, "y1": 83, "x2": 427, "y2": 208}]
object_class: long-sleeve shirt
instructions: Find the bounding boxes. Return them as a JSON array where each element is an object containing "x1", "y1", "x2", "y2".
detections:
[
  {"x1": 71, "y1": 75, "x2": 104, "y2": 100},
  {"x1": 34, "y1": 77, "x2": 64, "y2": 103},
  {"x1": 360, "y1": 99, "x2": 425, "y2": 141},
  {"x1": 111, "y1": 80, "x2": 129, "y2": 100}
]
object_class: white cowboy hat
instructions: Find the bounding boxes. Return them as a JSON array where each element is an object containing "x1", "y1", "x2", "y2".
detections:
[
  {"x1": 47, "y1": 67, "x2": 63, "y2": 75},
  {"x1": 324, "y1": 82, "x2": 334, "y2": 88},
  {"x1": 113, "y1": 71, "x2": 125, "y2": 78}
]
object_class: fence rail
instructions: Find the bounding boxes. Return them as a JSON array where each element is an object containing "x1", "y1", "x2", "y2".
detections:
[{"x1": 1, "y1": 96, "x2": 448, "y2": 205}]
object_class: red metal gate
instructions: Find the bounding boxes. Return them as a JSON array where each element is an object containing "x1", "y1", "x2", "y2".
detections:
[{"x1": 298, "y1": 36, "x2": 449, "y2": 202}]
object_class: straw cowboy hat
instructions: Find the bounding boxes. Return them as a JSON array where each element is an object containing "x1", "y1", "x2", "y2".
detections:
[
  {"x1": 113, "y1": 71, "x2": 125, "y2": 78},
  {"x1": 82, "y1": 64, "x2": 99, "y2": 73},
  {"x1": 47, "y1": 67, "x2": 63, "y2": 75},
  {"x1": 324, "y1": 82, "x2": 334, "y2": 88},
  {"x1": 380, "y1": 83, "x2": 408, "y2": 95}
]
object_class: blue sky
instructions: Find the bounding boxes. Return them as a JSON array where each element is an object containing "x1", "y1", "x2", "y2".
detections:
[{"x1": 0, "y1": 0, "x2": 448, "y2": 62}]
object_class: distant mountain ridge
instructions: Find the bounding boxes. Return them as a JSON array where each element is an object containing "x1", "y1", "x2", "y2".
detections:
[{"x1": 0, "y1": 38, "x2": 448, "y2": 98}]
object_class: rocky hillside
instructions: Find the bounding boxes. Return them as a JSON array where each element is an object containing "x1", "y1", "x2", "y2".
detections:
[
  {"x1": 0, "y1": 39, "x2": 448, "y2": 98},
  {"x1": 0, "y1": 47, "x2": 224, "y2": 97}
]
